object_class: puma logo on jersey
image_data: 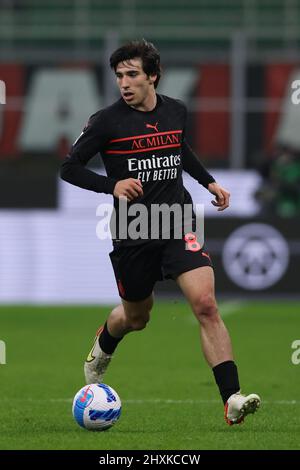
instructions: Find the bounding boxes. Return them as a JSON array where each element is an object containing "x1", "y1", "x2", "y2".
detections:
[{"x1": 146, "y1": 122, "x2": 159, "y2": 133}]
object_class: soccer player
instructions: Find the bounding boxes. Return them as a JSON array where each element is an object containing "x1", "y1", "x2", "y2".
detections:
[{"x1": 61, "y1": 40, "x2": 260, "y2": 425}]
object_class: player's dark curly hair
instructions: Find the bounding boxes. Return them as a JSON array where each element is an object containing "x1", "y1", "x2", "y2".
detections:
[{"x1": 110, "y1": 39, "x2": 161, "y2": 88}]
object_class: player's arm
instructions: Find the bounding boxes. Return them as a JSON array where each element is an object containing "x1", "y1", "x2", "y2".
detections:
[
  {"x1": 60, "y1": 113, "x2": 117, "y2": 194},
  {"x1": 182, "y1": 140, "x2": 230, "y2": 211},
  {"x1": 113, "y1": 179, "x2": 143, "y2": 201},
  {"x1": 182, "y1": 140, "x2": 215, "y2": 188}
]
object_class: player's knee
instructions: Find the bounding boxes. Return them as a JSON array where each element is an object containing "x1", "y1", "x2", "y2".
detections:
[
  {"x1": 110, "y1": 304, "x2": 124, "y2": 321},
  {"x1": 128, "y1": 314, "x2": 150, "y2": 331},
  {"x1": 192, "y1": 294, "x2": 218, "y2": 324},
  {"x1": 123, "y1": 295, "x2": 153, "y2": 331}
]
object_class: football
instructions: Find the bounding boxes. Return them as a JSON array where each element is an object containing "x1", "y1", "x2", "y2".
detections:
[{"x1": 72, "y1": 383, "x2": 122, "y2": 431}]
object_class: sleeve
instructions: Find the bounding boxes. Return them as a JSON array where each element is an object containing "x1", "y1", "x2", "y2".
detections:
[
  {"x1": 179, "y1": 101, "x2": 215, "y2": 189},
  {"x1": 182, "y1": 140, "x2": 215, "y2": 189},
  {"x1": 60, "y1": 112, "x2": 117, "y2": 195}
]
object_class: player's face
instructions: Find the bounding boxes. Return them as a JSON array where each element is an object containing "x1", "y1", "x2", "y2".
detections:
[{"x1": 115, "y1": 58, "x2": 157, "y2": 111}]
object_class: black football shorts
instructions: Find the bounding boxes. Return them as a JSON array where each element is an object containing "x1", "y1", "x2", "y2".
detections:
[{"x1": 109, "y1": 236, "x2": 213, "y2": 302}]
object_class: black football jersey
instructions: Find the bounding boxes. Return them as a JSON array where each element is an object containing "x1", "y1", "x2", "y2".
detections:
[{"x1": 61, "y1": 94, "x2": 215, "y2": 244}]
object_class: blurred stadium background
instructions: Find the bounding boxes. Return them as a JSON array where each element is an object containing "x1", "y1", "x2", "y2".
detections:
[
  {"x1": 0, "y1": 0, "x2": 300, "y2": 450},
  {"x1": 1, "y1": 0, "x2": 300, "y2": 303}
]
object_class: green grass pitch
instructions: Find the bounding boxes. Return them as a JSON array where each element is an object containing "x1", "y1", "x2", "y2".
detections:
[{"x1": 0, "y1": 300, "x2": 299, "y2": 450}]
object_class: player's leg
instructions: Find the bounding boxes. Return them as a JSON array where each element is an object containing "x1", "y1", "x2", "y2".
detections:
[
  {"x1": 177, "y1": 266, "x2": 232, "y2": 367},
  {"x1": 107, "y1": 295, "x2": 154, "y2": 337},
  {"x1": 84, "y1": 242, "x2": 161, "y2": 384},
  {"x1": 84, "y1": 295, "x2": 153, "y2": 384},
  {"x1": 176, "y1": 266, "x2": 260, "y2": 425}
]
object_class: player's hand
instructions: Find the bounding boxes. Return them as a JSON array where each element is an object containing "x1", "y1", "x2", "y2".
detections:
[
  {"x1": 208, "y1": 182, "x2": 230, "y2": 211},
  {"x1": 113, "y1": 178, "x2": 143, "y2": 201}
]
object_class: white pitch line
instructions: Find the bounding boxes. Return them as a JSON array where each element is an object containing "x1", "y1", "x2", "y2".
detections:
[
  {"x1": 2, "y1": 397, "x2": 298, "y2": 405},
  {"x1": 187, "y1": 300, "x2": 245, "y2": 325},
  {"x1": 44, "y1": 398, "x2": 300, "y2": 405},
  {"x1": 219, "y1": 301, "x2": 245, "y2": 318}
]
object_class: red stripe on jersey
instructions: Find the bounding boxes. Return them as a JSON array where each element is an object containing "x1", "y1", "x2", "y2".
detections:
[{"x1": 106, "y1": 143, "x2": 181, "y2": 155}]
